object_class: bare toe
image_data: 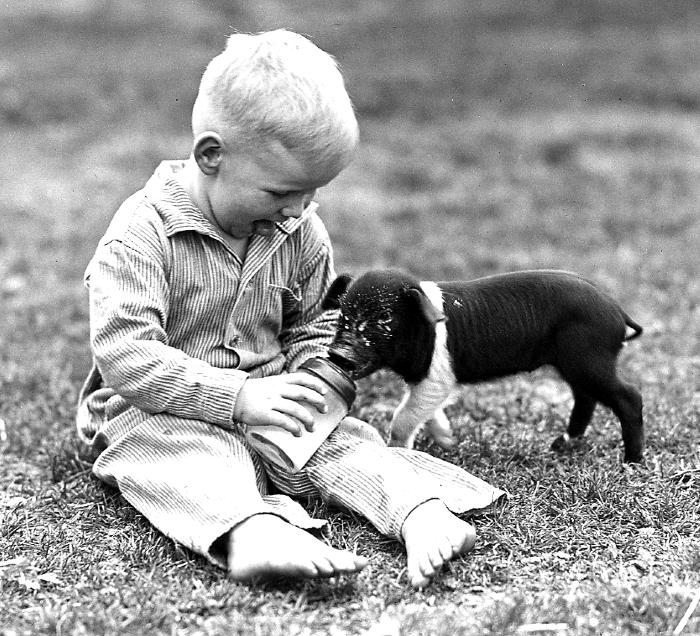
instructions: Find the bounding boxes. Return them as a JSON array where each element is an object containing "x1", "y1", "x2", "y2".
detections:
[
  {"x1": 428, "y1": 544, "x2": 446, "y2": 570},
  {"x1": 455, "y1": 523, "x2": 477, "y2": 554},
  {"x1": 410, "y1": 570, "x2": 431, "y2": 588},
  {"x1": 409, "y1": 556, "x2": 434, "y2": 588},
  {"x1": 438, "y1": 535, "x2": 455, "y2": 561},
  {"x1": 311, "y1": 557, "x2": 337, "y2": 578},
  {"x1": 329, "y1": 551, "x2": 369, "y2": 574},
  {"x1": 402, "y1": 500, "x2": 477, "y2": 588}
]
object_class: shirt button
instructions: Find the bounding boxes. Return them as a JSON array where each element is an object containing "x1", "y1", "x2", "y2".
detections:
[{"x1": 230, "y1": 335, "x2": 240, "y2": 346}]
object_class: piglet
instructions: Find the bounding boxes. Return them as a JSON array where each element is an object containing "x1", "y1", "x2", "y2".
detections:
[{"x1": 323, "y1": 269, "x2": 644, "y2": 463}]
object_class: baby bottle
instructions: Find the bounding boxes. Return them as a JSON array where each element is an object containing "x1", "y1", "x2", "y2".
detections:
[{"x1": 246, "y1": 357, "x2": 356, "y2": 472}]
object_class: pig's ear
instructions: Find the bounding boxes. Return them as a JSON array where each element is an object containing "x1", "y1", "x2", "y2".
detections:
[
  {"x1": 322, "y1": 274, "x2": 353, "y2": 310},
  {"x1": 407, "y1": 287, "x2": 445, "y2": 325}
]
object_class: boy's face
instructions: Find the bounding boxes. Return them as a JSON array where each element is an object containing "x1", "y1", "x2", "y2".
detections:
[{"x1": 206, "y1": 139, "x2": 344, "y2": 239}]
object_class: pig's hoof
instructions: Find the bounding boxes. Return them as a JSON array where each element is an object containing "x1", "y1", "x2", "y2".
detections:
[
  {"x1": 432, "y1": 434, "x2": 457, "y2": 449},
  {"x1": 551, "y1": 433, "x2": 585, "y2": 454},
  {"x1": 623, "y1": 451, "x2": 644, "y2": 464},
  {"x1": 550, "y1": 433, "x2": 571, "y2": 452}
]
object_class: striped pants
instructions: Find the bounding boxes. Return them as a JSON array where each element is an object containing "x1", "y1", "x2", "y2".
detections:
[{"x1": 85, "y1": 406, "x2": 505, "y2": 568}]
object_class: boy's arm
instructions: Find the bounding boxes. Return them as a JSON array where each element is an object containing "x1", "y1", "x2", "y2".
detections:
[
  {"x1": 279, "y1": 213, "x2": 338, "y2": 371},
  {"x1": 88, "y1": 238, "x2": 248, "y2": 428}
]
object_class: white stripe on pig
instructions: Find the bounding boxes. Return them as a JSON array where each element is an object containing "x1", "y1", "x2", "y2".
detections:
[{"x1": 387, "y1": 282, "x2": 458, "y2": 449}]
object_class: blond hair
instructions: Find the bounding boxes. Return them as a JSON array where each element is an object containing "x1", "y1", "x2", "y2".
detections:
[{"x1": 192, "y1": 30, "x2": 358, "y2": 173}]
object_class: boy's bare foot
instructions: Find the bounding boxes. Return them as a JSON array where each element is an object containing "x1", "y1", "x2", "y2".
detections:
[
  {"x1": 227, "y1": 514, "x2": 368, "y2": 581},
  {"x1": 401, "y1": 499, "x2": 476, "y2": 588}
]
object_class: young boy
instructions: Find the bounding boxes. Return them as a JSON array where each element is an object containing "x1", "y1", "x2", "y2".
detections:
[{"x1": 77, "y1": 29, "x2": 505, "y2": 588}]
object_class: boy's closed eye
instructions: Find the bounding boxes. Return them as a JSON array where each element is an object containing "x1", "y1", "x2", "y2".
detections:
[
  {"x1": 266, "y1": 189, "x2": 306, "y2": 198},
  {"x1": 265, "y1": 190, "x2": 317, "y2": 216},
  {"x1": 265, "y1": 188, "x2": 316, "y2": 199}
]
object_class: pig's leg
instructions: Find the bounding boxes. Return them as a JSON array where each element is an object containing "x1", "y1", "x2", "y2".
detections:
[
  {"x1": 389, "y1": 311, "x2": 458, "y2": 449},
  {"x1": 551, "y1": 387, "x2": 597, "y2": 453},
  {"x1": 583, "y1": 375, "x2": 643, "y2": 463},
  {"x1": 558, "y1": 350, "x2": 644, "y2": 462},
  {"x1": 602, "y1": 380, "x2": 644, "y2": 463},
  {"x1": 389, "y1": 382, "x2": 454, "y2": 448}
]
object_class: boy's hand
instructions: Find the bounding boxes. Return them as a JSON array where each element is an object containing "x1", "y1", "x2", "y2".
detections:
[{"x1": 234, "y1": 373, "x2": 329, "y2": 435}]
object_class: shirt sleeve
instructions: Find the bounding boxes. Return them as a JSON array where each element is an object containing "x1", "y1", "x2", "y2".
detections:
[
  {"x1": 87, "y1": 236, "x2": 249, "y2": 427},
  {"x1": 279, "y1": 212, "x2": 339, "y2": 371}
]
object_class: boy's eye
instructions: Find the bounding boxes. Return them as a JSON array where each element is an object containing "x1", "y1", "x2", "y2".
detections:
[{"x1": 266, "y1": 190, "x2": 292, "y2": 198}]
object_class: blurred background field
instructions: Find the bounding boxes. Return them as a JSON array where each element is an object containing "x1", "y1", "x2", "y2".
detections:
[{"x1": 1, "y1": 1, "x2": 699, "y2": 635}]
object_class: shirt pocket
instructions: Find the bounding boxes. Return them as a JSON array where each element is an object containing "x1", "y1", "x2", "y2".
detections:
[
  {"x1": 261, "y1": 250, "x2": 302, "y2": 323},
  {"x1": 268, "y1": 282, "x2": 303, "y2": 323}
]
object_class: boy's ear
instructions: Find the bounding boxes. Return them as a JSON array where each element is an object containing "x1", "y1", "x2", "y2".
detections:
[
  {"x1": 407, "y1": 287, "x2": 445, "y2": 324},
  {"x1": 193, "y1": 132, "x2": 224, "y2": 176},
  {"x1": 322, "y1": 274, "x2": 354, "y2": 310}
]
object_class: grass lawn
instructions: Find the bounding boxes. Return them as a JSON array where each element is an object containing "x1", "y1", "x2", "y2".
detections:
[{"x1": 1, "y1": 1, "x2": 699, "y2": 634}]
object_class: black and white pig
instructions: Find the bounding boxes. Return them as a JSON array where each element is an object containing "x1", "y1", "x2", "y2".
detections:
[{"x1": 322, "y1": 269, "x2": 644, "y2": 463}]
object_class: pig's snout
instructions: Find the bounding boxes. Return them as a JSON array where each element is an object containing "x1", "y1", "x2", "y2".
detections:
[
  {"x1": 327, "y1": 343, "x2": 358, "y2": 373},
  {"x1": 328, "y1": 333, "x2": 379, "y2": 379}
]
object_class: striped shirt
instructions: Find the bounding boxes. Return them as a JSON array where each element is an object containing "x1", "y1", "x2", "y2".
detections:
[{"x1": 78, "y1": 160, "x2": 337, "y2": 439}]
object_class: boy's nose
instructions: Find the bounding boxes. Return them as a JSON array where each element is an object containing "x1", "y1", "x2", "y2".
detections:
[
  {"x1": 280, "y1": 203, "x2": 304, "y2": 218},
  {"x1": 281, "y1": 191, "x2": 315, "y2": 218}
]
